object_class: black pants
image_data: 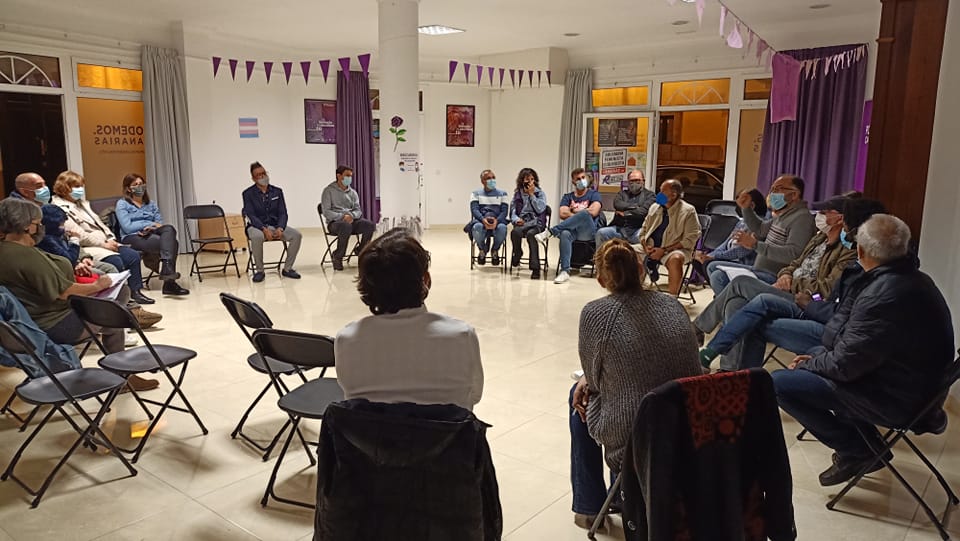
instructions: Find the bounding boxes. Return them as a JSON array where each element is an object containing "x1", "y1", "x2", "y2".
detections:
[
  {"x1": 511, "y1": 222, "x2": 544, "y2": 270},
  {"x1": 328, "y1": 219, "x2": 376, "y2": 260},
  {"x1": 122, "y1": 224, "x2": 179, "y2": 267}
]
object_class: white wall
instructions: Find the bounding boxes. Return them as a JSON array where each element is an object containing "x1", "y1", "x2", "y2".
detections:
[{"x1": 920, "y1": 1, "x2": 960, "y2": 344}]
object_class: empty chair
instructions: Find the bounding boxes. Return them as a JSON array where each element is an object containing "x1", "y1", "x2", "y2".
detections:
[
  {"x1": 183, "y1": 204, "x2": 242, "y2": 282},
  {"x1": 68, "y1": 295, "x2": 208, "y2": 463},
  {"x1": 705, "y1": 199, "x2": 739, "y2": 217},
  {"x1": 0, "y1": 321, "x2": 136, "y2": 508}
]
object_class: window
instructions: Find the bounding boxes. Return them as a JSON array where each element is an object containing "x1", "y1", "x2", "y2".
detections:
[
  {"x1": 660, "y1": 78, "x2": 730, "y2": 106},
  {"x1": 744, "y1": 78, "x2": 772, "y2": 100},
  {"x1": 77, "y1": 64, "x2": 142, "y2": 92},
  {"x1": 0, "y1": 51, "x2": 61, "y2": 88},
  {"x1": 592, "y1": 86, "x2": 650, "y2": 108}
]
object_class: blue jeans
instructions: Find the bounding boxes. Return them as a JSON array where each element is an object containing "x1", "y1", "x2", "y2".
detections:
[
  {"x1": 595, "y1": 226, "x2": 640, "y2": 247},
  {"x1": 706, "y1": 260, "x2": 778, "y2": 294},
  {"x1": 552, "y1": 212, "x2": 597, "y2": 272},
  {"x1": 471, "y1": 222, "x2": 507, "y2": 253},
  {"x1": 709, "y1": 293, "x2": 805, "y2": 354},
  {"x1": 101, "y1": 246, "x2": 144, "y2": 293},
  {"x1": 569, "y1": 383, "x2": 608, "y2": 515},
  {"x1": 772, "y1": 369, "x2": 883, "y2": 458},
  {"x1": 723, "y1": 317, "x2": 826, "y2": 371}
]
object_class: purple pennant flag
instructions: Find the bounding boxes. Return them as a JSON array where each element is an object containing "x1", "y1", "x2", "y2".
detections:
[
  {"x1": 726, "y1": 23, "x2": 744, "y2": 49},
  {"x1": 264, "y1": 61, "x2": 274, "y2": 83},
  {"x1": 357, "y1": 53, "x2": 371, "y2": 78},
  {"x1": 228, "y1": 59, "x2": 239, "y2": 80},
  {"x1": 449, "y1": 60, "x2": 458, "y2": 83},
  {"x1": 488, "y1": 66, "x2": 495, "y2": 87},
  {"x1": 212, "y1": 56, "x2": 222, "y2": 78},
  {"x1": 499, "y1": 68, "x2": 505, "y2": 87},
  {"x1": 300, "y1": 61, "x2": 311, "y2": 84},
  {"x1": 339, "y1": 57, "x2": 351, "y2": 81},
  {"x1": 546, "y1": 70, "x2": 552, "y2": 86},
  {"x1": 719, "y1": 6, "x2": 727, "y2": 36},
  {"x1": 509, "y1": 69, "x2": 515, "y2": 87},
  {"x1": 463, "y1": 62, "x2": 471, "y2": 84},
  {"x1": 696, "y1": 0, "x2": 705, "y2": 26},
  {"x1": 319, "y1": 59, "x2": 331, "y2": 83},
  {"x1": 537, "y1": 70, "x2": 542, "y2": 87},
  {"x1": 518, "y1": 69, "x2": 524, "y2": 87},
  {"x1": 282, "y1": 62, "x2": 293, "y2": 84},
  {"x1": 527, "y1": 70, "x2": 534, "y2": 87},
  {"x1": 747, "y1": 29, "x2": 755, "y2": 53},
  {"x1": 245, "y1": 60, "x2": 255, "y2": 82},
  {"x1": 476, "y1": 64, "x2": 483, "y2": 86}
]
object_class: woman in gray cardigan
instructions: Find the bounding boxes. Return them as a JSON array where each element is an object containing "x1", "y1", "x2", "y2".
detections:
[{"x1": 569, "y1": 238, "x2": 702, "y2": 530}]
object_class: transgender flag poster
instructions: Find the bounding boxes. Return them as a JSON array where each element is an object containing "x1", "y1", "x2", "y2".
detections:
[{"x1": 239, "y1": 117, "x2": 259, "y2": 138}]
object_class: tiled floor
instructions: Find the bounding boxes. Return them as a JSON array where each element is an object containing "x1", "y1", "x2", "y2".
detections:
[{"x1": 0, "y1": 228, "x2": 956, "y2": 540}]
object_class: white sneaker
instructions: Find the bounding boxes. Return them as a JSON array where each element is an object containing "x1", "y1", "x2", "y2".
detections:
[
  {"x1": 554, "y1": 270, "x2": 570, "y2": 284},
  {"x1": 534, "y1": 229, "x2": 551, "y2": 247},
  {"x1": 124, "y1": 331, "x2": 138, "y2": 347}
]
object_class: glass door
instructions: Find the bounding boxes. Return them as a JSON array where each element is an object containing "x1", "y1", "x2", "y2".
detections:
[{"x1": 580, "y1": 112, "x2": 656, "y2": 209}]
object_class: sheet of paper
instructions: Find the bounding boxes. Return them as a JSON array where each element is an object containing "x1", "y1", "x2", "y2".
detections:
[
  {"x1": 94, "y1": 270, "x2": 131, "y2": 300},
  {"x1": 716, "y1": 265, "x2": 757, "y2": 281}
]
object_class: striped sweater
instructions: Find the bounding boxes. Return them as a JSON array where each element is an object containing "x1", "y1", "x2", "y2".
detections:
[{"x1": 743, "y1": 202, "x2": 816, "y2": 276}]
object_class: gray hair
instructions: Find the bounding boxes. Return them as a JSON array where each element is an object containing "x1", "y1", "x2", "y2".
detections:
[
  {"x1": 627, "y1": 169, "x2": 645, "y2": 181},
  {"x1": 0, "y1": 198, "x2": 41, "y2": 235},
  {"x1": 856, "y1": 214, "x2": 911, "y2": 264}
]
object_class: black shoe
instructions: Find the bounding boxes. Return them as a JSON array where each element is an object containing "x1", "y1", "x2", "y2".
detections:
[
  {"x1": 645, "y1": 259, "x2": 660, "y2": 282},
  {"x1": 281, "y1": 269, "x2": 301, "y2": 279},
  {"x1": 915, "y1": 409, "x2": 948, "y2": 435},
  {"x1": 531, "y1": 270, "x2": 541, "y2": 280},
  {"x1": 131, "y1": 290, "x2": 155, "y2": 305},
  {"x1": 332, "y1": 260, "x2": 344, "y2": 271},
  {"x1": 162, "y1": 280, "x2": 190, "y2": 296},
  {"x1": 819, "y1": 451, "x2": 891, "y2": 486},
  {"x1": 511, "y1": 254, "x2": 521, "y2": 268},
  {"x1": 477, "y1": 253, "x2": 486, "y2": 266},
  {"x1": 491, "y1": 254, "x2": 501, "y2": 266},
  {"x1": 159, "y1": 260, "x2": 180, "y2": 281},
  {"x1": 252, "y1": 271, "x2": 265, "y2": 283}
]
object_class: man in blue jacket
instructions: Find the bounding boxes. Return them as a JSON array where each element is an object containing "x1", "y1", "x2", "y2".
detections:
[
  {"x1": 242, "y1": 162, "x2": 302, "y2": 282},
  {"x1": 467, "y1": 169, "x2": 508, "y2": 266}
]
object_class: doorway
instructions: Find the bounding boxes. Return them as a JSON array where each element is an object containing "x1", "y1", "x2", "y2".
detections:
[
  {"x1": 656, "y1": 109, "x2": 729, "y2": 212},
  {"x1": 0, "y1": 91, "x2": 68, "y2": 196}
]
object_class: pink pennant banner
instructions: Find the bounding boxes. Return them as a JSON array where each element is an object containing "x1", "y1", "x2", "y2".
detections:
[
  {"x1": 245, "y1": 60, "x2": 255, "y2": 82},
  {"x1": 518, "y1": 69, "x2": 524, "y2": 87},
  {"x1": 463, "y1": 62, "x2": 471, "y2": 84},
  {"x1": 449, "y1": 60, "x2": 458, "y2": 83},
  {"x1": 319, "y1": 59, "x2": 331, "y2": 82},
  {"x1": 726, "y1": 23, "x2": 744, "y2": 49},
  {"x1": 357, "y1": 53, "x2": 371, "y2": 78},
  {"x1": 719, "y1": 6, "x2": 727, "y2": 36},
  {"x1": 488, "y1": 66, "x2": 494, "y2": 87},
  {"x1": 339, "y1": 57, "x2": 351, "y2": 81},
  {"x1": 546, "y1": 70, "x2": 552, "y2": 86},
  {"x1": 300, "y1": 61, "x2": 311, "y2": 84},
  {"x1": 264, "y1": 61, "x2": 274, "y2": 83},
  {"x1": 282, "y1": 62, "x2": 293, "y2": 84},
  {"x1": 509, "y1": 69, "x2": 515, "y2": 87},
  {"x1": 228, "y1": 59, "x2": 239, "y2": 80},
  {"x1": 212, "y1": 56, "x2": 222, "y2": 78},
  {"x1": 499, "y1": 68, "x2": 505, "y2": 88},
  {"x1": 527, "y1": 70, "x2": 534, "y2": 88},
  {"x1": 696, "y1": 0, "x2": 705, "y2": 26},
  {"x1": 747, "y1": 29, "x2": 755, "y2": 52},
  {"x1": 476, "y1": 64, "x2": 483, "y2": 85}
]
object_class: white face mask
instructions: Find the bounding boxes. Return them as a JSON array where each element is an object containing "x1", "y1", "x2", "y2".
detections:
[{"x1": 815, "y1": 213, "x2": 831, "y2": 234}]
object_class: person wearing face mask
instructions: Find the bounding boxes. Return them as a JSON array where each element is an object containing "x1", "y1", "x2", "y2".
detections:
[
  {"x1": 242, "y1": 161, "x2": 303, "y2": 282},
  {"x1": 634, "y1": 179, "x2": 701, "y2": 296},
  {"x1": 466, "y1": 169, "x2": 509, "y2": 267},
  {"x1": 8, "y1": 172, "x2": 52, "y2": 206},
  {"x1": 771, "y1": 213, "x2": 954, "y2": 487},
  {"x1": 320, "y1": 165, "x2": 377, "y2": 271},
  {"x1": 696, "y1": 189, "x2": 767, "y2": 284},
  {"x1": 594, "y1": 169, "x2": 656, "y2": 248},
  {"x1": 697, "y1": 197, "x2": 884, "y2": 371},
  {"x1": 534, "y1": 168, "x2": 604, "y2": 284},
  {"x1": 115, "y1": 173, "x2": 190, "y2": 296},
  {"x1": 509, "y1": 167, "x2": 549, "y2": 279}
]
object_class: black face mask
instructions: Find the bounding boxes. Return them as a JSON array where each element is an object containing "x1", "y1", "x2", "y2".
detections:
[{"x1": 29, "y1": 223, "x2": 45, "y2": 244}]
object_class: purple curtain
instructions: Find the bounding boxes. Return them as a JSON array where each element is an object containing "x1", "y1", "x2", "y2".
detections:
[
  {"x1": 336, "y1": 71, "x2": 379, "y2": 222},
  {"x1": 757, "y1": 44, "x2": 867, "y2": 201}
]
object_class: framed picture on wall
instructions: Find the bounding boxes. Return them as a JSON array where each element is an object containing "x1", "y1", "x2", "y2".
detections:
[
  {"x1": 446, "y1": 104, "x2": 475, "y2": 147},
  {"x1": 304, "y1": 99, "x2": 336, "y2": 144}
]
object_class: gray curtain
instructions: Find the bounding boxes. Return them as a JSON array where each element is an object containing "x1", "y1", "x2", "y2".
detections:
[
  {"x1": 556, "y1": 69, "x2": 593, "y2": 200},
  {"x1": 141, "y1": 45, "x2": 196, "y2": 244}
]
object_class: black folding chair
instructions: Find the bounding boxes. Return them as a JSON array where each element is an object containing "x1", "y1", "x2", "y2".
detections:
[
  {"x1": 705, "y1": 199, "x2": 739, "y2": 217},
  {"x1": 511, "y1": 206, "x2": 551, "y2": 278},
  {"x1": 183, "y1": 204, "x2": 242, "y2": 282},
  {"x1": 317, "y1": 203, "x2": 361, "y2": 268},
  {"x1": 826, "y1": 354, "x2": 960, "y2": 540},
  {"x1": 556, "y1": 240, "x2": 598, "y2": 278},
  {"x1": 69, "y1": 295, "x2": 208, "y2": 463},
  {"x1": 0, "y1": 321, "x2": 136, "y2": 507},
  {"x1": 252, "y1": 328, "x2": 343, "y2": 509},
  {"x1": 644, "y1": 214, "x2": 709, "y2": 303},
  {"x1": 219, "y1": 293, "x2": 311, "y2": 461},
  {"x1": 244, "y1": 218, "x2": 289, "y2": 274},
  {"x1": 467, "y1": 224, "x2": 508, "y2": 273}
]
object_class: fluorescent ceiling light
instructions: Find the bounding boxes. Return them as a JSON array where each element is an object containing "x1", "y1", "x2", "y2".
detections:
[
  {"x1": 418, "y1": 25, "x2": 465, "y2": 35},
  {"x1": 680, "y1": 0, "x2": 696, "y2": 3}
]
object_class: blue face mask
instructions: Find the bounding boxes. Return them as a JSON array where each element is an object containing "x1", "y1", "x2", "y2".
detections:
[
  {"x1": 34, "y1": 186, "x2": 51, "y2": 204},
  {"x1": 768, "y1": 192, "x2": 787, "y2": 211},
  {"x1": 486, "y1": 179, "x2": 497, "y2": 190},
  {"x1": 342, "y1": 176, "x2": 353, "y2": 187},
  {"x1": 70, "y1": 187, "x2": 86, "y2": 201},
  {"x1": 655, "y1": 192, "x2": 669, "y2": 206},
  {"x1": 840, "y1": 229, "x2": 854, "y2": 250},
  {"x1": 575, "y1": 179, "x2": 589, "y2": 191}
]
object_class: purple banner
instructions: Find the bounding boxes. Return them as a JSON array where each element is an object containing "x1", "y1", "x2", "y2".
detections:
[
  {"x1": 488, "y1": 66, "x2": 494, "y2": 87},
  {"x1": 449, "y1": 60, "x2": 458, "y2": 83},
  {"x1": 300, "y1": 61, "x2": 311, "y2": 84},
  {"x1": 282, "y1": 62, "x2": 293, "y2": 84},
  {"x1": 228, "y1": 59, "x2": 238, "y2": 80},
  {"x1": 854, "y1": 100, "x2": 872, "y2": 191},
  {"x1": 304, "y1": 99, "x2": 336, "y2": 144},
  {"x1": 264, "y1": 61, "x2": 274, "y2": 83},
  {"x1": 509, "y1": 69, "x2": 515, "y2": 87},
  {"x1": 245, "y1": 60, "x2": 255, "y2": 82},
  {"x1": 463, "y1": 62, "x2": 471, "y2": 84},
  {"x1": 499, "y1": 68, "x2": 505, "y2": 87},
  {"x1": 212, "y1": 56, "x2": 222, "y2": 77},
  {"x1": 518, "y1": 69, "x2": 524, "y2": 87},
  {"x1": 338, "y1": 57, "x2": 351, "y2": 81},
  {"x1": 546, "y1": 70, "x2": 551, "y2": 86},
  {"x1": 319, "y1": 59, "x2": 331, "y2": 83},
  {"x1": 358, "y1": 53, "x2": 371, "y2": 78},
  {"x1": 476, "y1": 64, "x2": 483, "y2": 85}
]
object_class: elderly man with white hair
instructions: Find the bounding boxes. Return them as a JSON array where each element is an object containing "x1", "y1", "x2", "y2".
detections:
[
  {"x1": 772, "y1": 214, "x2": 954, "y2": 487},
  {"x1": 8, "y1": 172, "x2": 51, "y2": 205}
]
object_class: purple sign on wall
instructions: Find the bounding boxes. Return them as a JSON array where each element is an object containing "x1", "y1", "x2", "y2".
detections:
[
  {"x1": 304, "y1": 99, "x2": 336, "y2": 144},
  {"x1": 854, "y1": 100, "x2": 872, "y2": 191}
]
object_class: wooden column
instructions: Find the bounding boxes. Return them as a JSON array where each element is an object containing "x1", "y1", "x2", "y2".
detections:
[{"x1": 863, "y1": 0, "x2": 949, "y2": 239}]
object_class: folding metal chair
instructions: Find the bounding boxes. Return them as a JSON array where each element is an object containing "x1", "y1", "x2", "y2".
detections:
[
  {"x1": 317, "y1": 203, "x2": 361, "y2": 267},
  {"x1": 183, "y1": 204, "x2": 241, "y2": 282},
  {"x1": 826, "y1": 354, "x2": 960, "y2": 540},
  {"x1": 252, "y1": 328, "x2": 343, "y2": 509},
  {"x1": 219, "y1": 293, "x2": 312, "y2": 461},
  {"x1": 705, "y1": 199, "x2": 739, "y2": 217},
  {"x1": 643, "y1": 214, "x2": 708, "y2": 303},
  {"x1": 69, "y1": 295, "x2": 208, "y2": 463},
  {"x1": 589, "y1": 474, "x2": 622, "y2": 539},
  {"x1": 556, "y1": 239, "x2": 598, "y2": 278},
  {"x1": 243, "y1": 219, "x2": 288, "y2": 274},
  {"x1": 467, "y1": 225, "x2": 508, "y2": 272},
  {"x1": 0, "y1": 321, "x2": 136, "y2": 508},
  {"x1": 511, "y1": 206, "x2": 551, "y2": 278}
]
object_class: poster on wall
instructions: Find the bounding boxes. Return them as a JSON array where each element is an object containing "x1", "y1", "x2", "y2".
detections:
[
  {"x1": 599, "y1": 148, "x2": 628, "y2": 188},
  {"x1": 76, "y1": 97, "x2": 146, "y2": 199},
  {"x1": 597, "y1": 119, "x2": 637, "y2": 148},
  {"x1": 616, "y1": 120, "x2": 638, "y2": 147},
  {"x1": 304, "y1": 99, "x2": 336, "y2": 144},
  {"x1": 445, "y1": 104, "x2": 475, "y2": 147}
]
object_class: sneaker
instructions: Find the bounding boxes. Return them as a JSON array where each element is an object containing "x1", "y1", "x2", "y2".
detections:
[
  {"x1": 699, "y1": 347, "x2": 718, "y2": 368},
  {"x1": 252, "y1": 271, "x2": 266, "y2": 282},
  {"x1": 530, "y1": 270, "x2": 541, "y2": 280},
  {"x1": 476, "y1": 253, "x2": 486, "y2": 266},
  {"x1": 281, "y1": 269, "x2": 301, "y2": 279},
  {"x1": 162, "y1": 281, "x2": 190, "y2": 296},
  {"x1": 819, "y1": 451, "x2": 891, "y2": 486},
  {"x1": 554, "y1": 270, "x2": 570, "y2": 284},
  {"x1": 124, "y1": 331, "x2": 138, "y2": 347},
  {"x1": 571, "y1": 369, "x2": 584, "y2": 381},
  {"x1": 131, "y1": 306, "x2": 162, "y2": 329},
  {"x1": 534, "y1": 229, "x2": 551, "y2": 247},
  {"x1": 491, "y1": 253, "x2": 501, "y2": 266}
]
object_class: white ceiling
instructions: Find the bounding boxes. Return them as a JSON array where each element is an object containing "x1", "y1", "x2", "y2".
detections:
[{"x1": 1, "y1": 0, "x2": 881, "y2": 71}]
